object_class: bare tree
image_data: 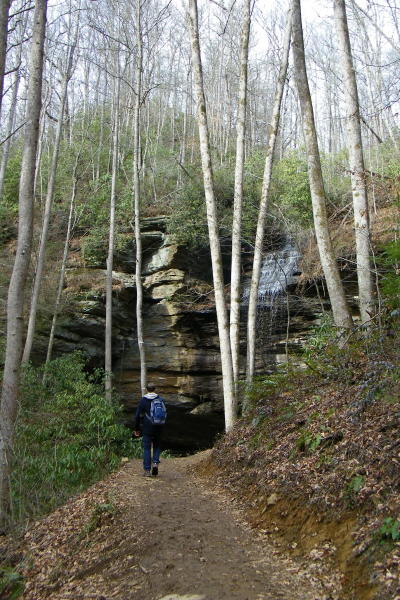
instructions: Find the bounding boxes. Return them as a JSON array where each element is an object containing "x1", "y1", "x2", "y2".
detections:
[
  {"x1": 188, "y1": 0, "x2": 236, "y2": 431},
  {"x1": 105, "y1": 51, "x2": 121, "y2": 402},
  {"x1": 230, "y1": 0, "x2": 251, "y2": 387},
  {"x1": 44, "y1": 155, "x2": 80, "y2": 375},
  {"x1": 133, "y1": 0, "x2": 146, "y2": 396},
  {"x1": 0, "y1": 69, "x2": 21, "y2": 199},
  {"x1": 334, "y1": 0, "x2": 374, "y2": 324},
  {"x1": 350, "y1": 0, "x2": 399, "y2": 53},
  {"x1": 246, "y1": 7, "x2": 292, "y2": 388},
  {"x1": 0, "y1": 0, "x2": 11, "y2": 118},
  {"x1": 0, "y1": 0, "x2": 47, "y2": 530},
  {"x1": 0, "y1": 9, "x2": 28, "y2": 199},
  {"x1": 291, "y1": 0, "x2": 353, "y2": 330},
  {"x1": 22, "y1": 22, "x2": 78, "y2": 363}
]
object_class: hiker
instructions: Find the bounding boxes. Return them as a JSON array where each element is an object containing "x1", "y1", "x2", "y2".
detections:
[{"x1": 134, "y1": 383, "x2": 167, "y2": 477}]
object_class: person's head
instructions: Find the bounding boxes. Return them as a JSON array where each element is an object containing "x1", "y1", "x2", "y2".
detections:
[{"x1": 147, "y1": 383, "x2": 156, "y2": 392}]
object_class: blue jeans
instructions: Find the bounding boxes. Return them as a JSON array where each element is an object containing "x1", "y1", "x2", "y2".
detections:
[{"x1": 142, "y1": 430, "x2": 162, "y2": 471}]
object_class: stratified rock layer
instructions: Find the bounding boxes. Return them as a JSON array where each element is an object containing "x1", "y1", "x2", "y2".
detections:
[{"x1": 39, "y1": 217, "x2": 320, "y2": 450}]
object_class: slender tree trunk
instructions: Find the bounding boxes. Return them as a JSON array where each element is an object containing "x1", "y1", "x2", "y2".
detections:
[
  {"x1": 246, "y1": 9, "x2": 292, "y2": 387},
  {"x1": 44, "y1": 159, "x2": 79, "y2": 375},
  {"x1": 96, "y1": 74, "x2": 107, "y2": 182},
  {"x1": 333, "y1": 0, "x2": 374, "y2": 323},
  {"x1": 33, "y1": 100, "x2": 48, "y2": 196},
  {"x1": 230, "y1": 0, "x2": 251, "y2": 386},
  {"x1": 133, "y1": 0, "x2": 146, "y2": 396},
  {"x1": 291, "y1": 0, "x2": 353, "y2": 330},
  {"x1": 188, "y1": 0, "x2": 236, "y2": 431},
  {"x1": 105, "y1": 62, "x2": 121, "y2": 402},
  {"x1": 0, "y1": 9, "x2": 27, "y2": 198},
  {"x1": 0, "y1": 0, "x2": 47, "y2": 531},
  {"x1": 22, "y1": 38, "x2": 77, "y2": 364},
  {"x1": 177, "y1": 68, "x2": 190, "y2": 187},
  {"x1": 0, "y1": 69, "x2": 21, "y2": 199},
  {"x1": 0, "y1": 0, "x2": 11, "y2": 119}
]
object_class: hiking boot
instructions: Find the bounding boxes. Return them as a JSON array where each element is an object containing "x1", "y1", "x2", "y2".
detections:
[
  {"x1": 151, "y1": 464, "x2": 158, "y2": 477},
  {"x1": 143, "y1": 470, "x2": 151, "y2": 477}
]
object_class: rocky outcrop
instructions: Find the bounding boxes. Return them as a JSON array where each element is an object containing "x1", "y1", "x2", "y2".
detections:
[
  {"x1": 39, "y1": 217, "x2": 322, "y2": 451},
  {"x1": 37, "y1": 218, "x2": 223, "y2": 449}
]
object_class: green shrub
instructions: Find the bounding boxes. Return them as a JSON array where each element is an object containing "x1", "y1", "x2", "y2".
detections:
[
  {"x1": 379, "y1": 517, "x2": 400, "y2": 542},
  {"x1": 0, "y1": 203, "x2": 17, "y2": 244},
  {"x1": 81, "y1": 228, "x2": 135, "y2": 268},
  {"x1": 296, "y1": 430, "x2": 322, "y2": 453},
  {"x1": 320, "y1": 148, "x2": 352, "y2": 210},
  {"x1": 244, "y1": 375, "x2": 279, "y2": 411},
  {"x1": 1, "y1": 153, "x2": 21, "y2": 208},
  {"x1": 302, "y1": 314, "x2": 341, "y2": 374},
  {"x1": 81, "y1": 224, "x2": 110, "y2": 266},
  {"x1": 379, "y1": 240, "x2": 400, "y2": 309},
  {"x1": 79, "y1": 500, "x2": 117, "y2": 540},
  {"x1": 167, "y1": 162, "x2": 267, "y2": 250},
  {"x1": 270, "y1": 151, "x2": 313, "y2": 230},
  {"x1": 167, "y1": 178, "x2": 213, "y2": 249},
  {"x1": 0, "y1": 152, "x2": 21, "y2": 245},
  {"x1": 344, "y1": 475, "x2": 365, "y2": 507},
  {"x1": 12, "y1": 353, "x2": 136, "y2": 525},
  {"x1": 368, "y1": 140, "x2": 400, "y2": 180},
  {"x1": 0, "y1": 567, "x2": 24, "y2": 599}
]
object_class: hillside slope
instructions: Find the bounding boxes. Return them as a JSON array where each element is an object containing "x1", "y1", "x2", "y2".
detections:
[{"x1": 210, "y1": 318, "x2": 400, "y2": 600}]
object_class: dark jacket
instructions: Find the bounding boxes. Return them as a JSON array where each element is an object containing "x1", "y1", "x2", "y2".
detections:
[{"x1": 135, "y1": 392, "x2": 165, "y2": 435}]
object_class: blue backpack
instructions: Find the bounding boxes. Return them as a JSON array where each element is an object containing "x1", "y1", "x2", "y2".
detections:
[{"x1": 147, "y1": 396, "x2": 167, "y2": 425}]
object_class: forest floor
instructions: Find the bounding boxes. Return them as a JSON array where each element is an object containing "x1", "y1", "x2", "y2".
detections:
[
  {"x1": 210, "y1": 365, "x2": 400, "y2": 600},
  {"x1": 3, "y1": 453, "x2": 342, "y2": 600}
]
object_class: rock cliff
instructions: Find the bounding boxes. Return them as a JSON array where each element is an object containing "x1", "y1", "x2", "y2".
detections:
[{"x1": 39, "y1": 217, "x2": 322, "y2": 450}]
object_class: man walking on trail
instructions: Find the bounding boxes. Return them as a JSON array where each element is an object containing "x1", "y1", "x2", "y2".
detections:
[{"x1": 134, "y1": 383, "x2": 167, "y2": 477}]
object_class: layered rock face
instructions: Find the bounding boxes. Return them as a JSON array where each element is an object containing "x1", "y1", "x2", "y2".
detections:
[
  {"x1": 45, "y1": 218, "x2": 224, "y2": 449},
  {"x1": 46, "y1": 217, "x2": 321, "y2": 450}
]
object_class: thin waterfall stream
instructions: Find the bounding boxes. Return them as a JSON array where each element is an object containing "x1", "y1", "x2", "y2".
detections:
[{"x1": 243, "y1": 241, "x2": 300, "y2": 370}]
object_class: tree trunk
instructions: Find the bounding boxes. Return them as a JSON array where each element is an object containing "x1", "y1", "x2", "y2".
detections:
[
  {"x1": 44, "y1": 158, "x2": 79, "y2": 376},
  {"x1": 291, "y1": 0, "x2": 353, "y2": 330},
  {"x1": 105, "y1": 60, "x2": 121, "y2": 403},
  {"x1": 96, "y1": 74, "x2": 108, "y2": 182},
  {"x1": 230, "y1": 0, "x2": 251, "y2": 387},
  {"x1": 333, "y1": 0, "x2": 374, "y2": 323},
  {"x1": 22, "y1": 36, "x2": 77, "y2": 364},
  {"x1": 0, "y1": 0, "x2": 11, "y2": 119},
  {"x1": 133, "y1": 0, "x2": 146, "y2": 396},
  {"x1": 0, "y1": 9, "x2": 27, "y2": 198},
  {"x1": 188, "y1": 0, "x2": 236, "y2": 431},
  {"x1": 0, "y1": 69, "x2": 21, "y2": 199},
  {"x1": 246, "y1": 9, "x2": 292, "y2": 388},
  {"x1": 33, "y1": 98, "x2": 48, "y2": 196},
  {"x1": 0, "y1": 0, "x2": 47, "y2": 531}
]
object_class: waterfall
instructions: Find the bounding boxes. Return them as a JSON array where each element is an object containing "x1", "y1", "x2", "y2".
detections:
[
  {"x1": 243, "y1": 241, "x2": 300, "y2": 369},
  {"x1": 243, "y1": 241, "x2": 300, "y2": 303}
]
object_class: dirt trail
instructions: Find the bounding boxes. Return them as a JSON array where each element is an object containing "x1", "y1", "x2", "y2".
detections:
[{"x1": 21, "y1": 452, "x2": 335, "y2": 600}]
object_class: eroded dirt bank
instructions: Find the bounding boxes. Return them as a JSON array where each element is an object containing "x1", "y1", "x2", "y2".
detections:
[
  {"x1": 10, "y1": 453, "x2": 340, "y2": 600},
  {"x1": 208, "y1": 369, "x2": 400, "y2": 600}
]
